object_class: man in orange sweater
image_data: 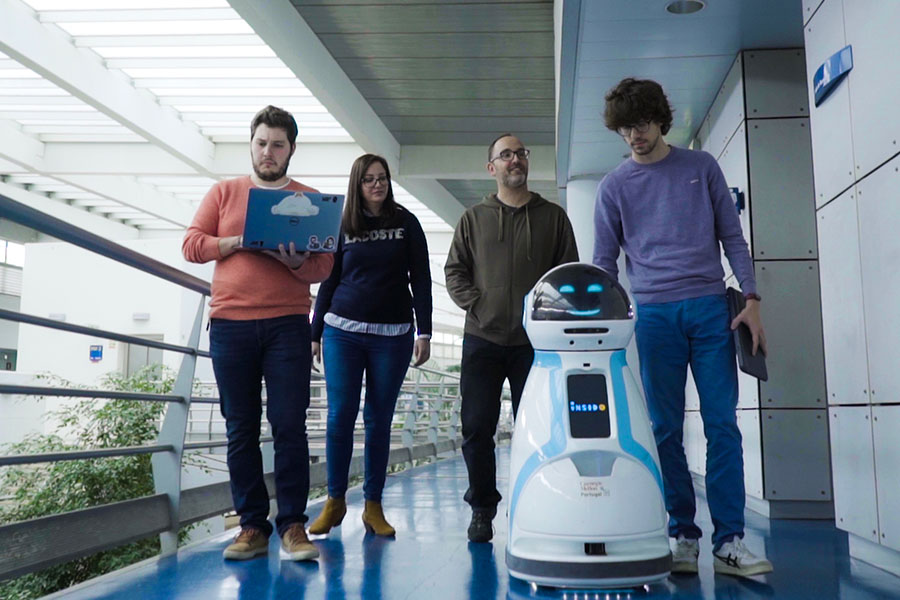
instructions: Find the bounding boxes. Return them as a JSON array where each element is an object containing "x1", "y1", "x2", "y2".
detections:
[{"x1": 183, "y1": 106, "x2": 333, "y2": 562}]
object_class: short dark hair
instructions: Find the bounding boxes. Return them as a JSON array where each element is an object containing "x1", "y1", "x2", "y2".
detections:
[
  {"x1": 250, "y1": 105, "x2": 298, "y2": 145},
  {"x1": 488, "y1": 132, "x2": 515, "y2": 161},
  {"x1": 603, "y1": 78, "x2": 674, "y2": 135}
]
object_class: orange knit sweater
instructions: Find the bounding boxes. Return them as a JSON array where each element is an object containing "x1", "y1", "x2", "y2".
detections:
[{"x1": 183, "y1": 176, "x2": 334, "y2": 320}]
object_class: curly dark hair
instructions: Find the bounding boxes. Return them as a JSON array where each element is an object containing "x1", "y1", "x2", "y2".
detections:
[{"x1": 603, "y1": 78, "x2": 674, "y2": 135}]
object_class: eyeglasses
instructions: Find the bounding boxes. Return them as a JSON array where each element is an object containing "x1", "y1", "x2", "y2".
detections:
[
  {"x1": 490, "y1": 148, "x2": 530, "y2": 163},
  {"x1": 361, "y1": 175, "x2": 389, "y2": 187},
  {"x1": 617, "y1": 121, "x2": 652, "y2": 137}
]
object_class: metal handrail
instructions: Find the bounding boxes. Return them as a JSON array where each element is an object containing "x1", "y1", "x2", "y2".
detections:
[
  {"x1": 0, "y1": 308, "x2": 206, "y2": 357},
  {"x1": 0, "y1": 384, "x2": 183, "y2": 404},
  {"x1": 0, "y1": 193, "x2": 210, "y2": 295},
  {"x1": 0, "y1": 444, "x2": 175, "y2": 467}
]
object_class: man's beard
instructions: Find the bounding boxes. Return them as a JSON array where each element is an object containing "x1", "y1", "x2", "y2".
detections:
[
  {"x1": 632, "y1": 136, "x2": 659, "y2": 156},
  {"x1": 501, "y1": 167, "x2": 528, "y2": 188},
  {"x1": 253, "y1": 157, "x2": 290, "y2": 182}
]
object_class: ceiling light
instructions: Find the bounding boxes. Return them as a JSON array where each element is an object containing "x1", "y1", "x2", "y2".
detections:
[{"x1": 666, "y1": 1, "x2": 705, "y2": 14}]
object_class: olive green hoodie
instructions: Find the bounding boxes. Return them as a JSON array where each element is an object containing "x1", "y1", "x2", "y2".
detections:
[{"x1": 444, "y1": 192, "x2": 579, "y2": 346}]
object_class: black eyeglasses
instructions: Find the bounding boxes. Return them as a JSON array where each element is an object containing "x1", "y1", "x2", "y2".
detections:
[
  {"x1": 490, "y1": 148, "x2": 530, "y2": 163},
  {"x1": 617, "y1": 121, "x2": 651, "y2": 137},
  {"x1": 361, "y1": 175, "x2": 389, "y2": 187}
]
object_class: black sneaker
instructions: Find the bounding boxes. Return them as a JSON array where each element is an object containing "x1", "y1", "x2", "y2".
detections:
[{"x1": 467, "y1": 508, "x2": 496, "y2": 543}]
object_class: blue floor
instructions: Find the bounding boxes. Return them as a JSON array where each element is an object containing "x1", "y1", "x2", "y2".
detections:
[{"x1": 54, "y1": 448, "x2": 900, "y2": 599}]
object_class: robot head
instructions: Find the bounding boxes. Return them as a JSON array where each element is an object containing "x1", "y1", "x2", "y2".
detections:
[{"x1": 525, "y1": 263, "x2": 635, "y2": 351}]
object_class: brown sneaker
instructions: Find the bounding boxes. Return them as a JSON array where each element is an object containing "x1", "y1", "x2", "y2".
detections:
[
  {"x1": 223, "y1": 526, "x2": 268, "y2": 560},
  {"x1": 281, "y1": 523, "x2": 319, "y2": 561}
]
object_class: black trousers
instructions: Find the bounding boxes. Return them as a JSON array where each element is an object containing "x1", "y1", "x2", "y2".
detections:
[{"x1": 460, "y1": 334, "x2": 534, "y2": 509}]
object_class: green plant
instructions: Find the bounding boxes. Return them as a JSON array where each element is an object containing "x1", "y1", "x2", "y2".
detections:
[{"x1": 0, "y1": 365, "x2": 196, "y2": 600}]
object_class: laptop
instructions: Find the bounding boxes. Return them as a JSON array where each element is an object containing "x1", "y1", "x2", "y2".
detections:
[
  {"x1": 726, "y1": 287, "x2": 768, "y2": 381},
  {"x1": 242, "y1": 188, "x2": 344, "y2": 252}
]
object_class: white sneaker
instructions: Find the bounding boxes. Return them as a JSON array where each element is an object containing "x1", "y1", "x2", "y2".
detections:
[
  {"x1": 670, "y1": 535, "x2": 699, "y2": 574},
  {"x1": 713, "y1": 538, "x2": 773, "y2": 577}
]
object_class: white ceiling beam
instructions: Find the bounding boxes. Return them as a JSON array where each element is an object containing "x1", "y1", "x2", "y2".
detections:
[
  {"x1": 227, "y1": 0, "x2": 401, "y2": 165},
  {"x1": 158, "y1": 96, "x2": 317, "y2": 106},
  {"x1": 0, "y1": 118, "x2": 45, "y2": 171},
  {"x1": 1, "y1": 112, "x2": 112, "y2": 122},
  {"x1": 555, "y1": 0, "x2": 582, "y2": 188},
  {"x1": 104, "y1": 57, "x2": 283, "y2": 69},
  {"x1": 399, "y1": 145, "x2": 557, "y2": 181},
  {"x1": 39, "y1": 8, "x2": 236, "y2": 22},
  {"x1": 0, "y1": 179, "x2": 138, "y2": 240},
  {"x1": 0, "y1": 125, "x2": 197, "y2": 226},
  {"x1": 74, "y1": 35, "x2": 262, "y2": 47},
  {"x1": 395, "y1": 178, "x2": 464, "y2": 227},
  {"x1": 0, "y1": 0, "x2": 216, "y2": 176},
  {"x1": 23, "y1": 141, "x2": 363, "y2": 177},
  {"x1": 133, "y1": 78, "x2": 304, "y2": 89},
  {"x1": 58, "y1": 175, "x2": 196, "y2": 227}
]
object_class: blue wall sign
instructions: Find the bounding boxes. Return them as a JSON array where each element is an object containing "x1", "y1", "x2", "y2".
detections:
[
  {"x1": 729, "y1": 187, "x2": 745, "y2": 214},
  {"x1": 89, "y1": 344, "x2": 103, "y2": 363},
  {"x1": 814, "y1": 45, "x2": 853, "y2": 107}
]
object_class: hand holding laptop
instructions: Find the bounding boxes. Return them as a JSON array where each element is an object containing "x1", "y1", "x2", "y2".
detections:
[
  {"x1": 218, "y1": 235, "x2": 243, "y2": 258},
  {"x1": 262, "y1": 241, "x2": 310, "y2": 270}
]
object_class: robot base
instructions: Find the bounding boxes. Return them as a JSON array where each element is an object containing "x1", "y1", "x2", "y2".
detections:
[
  {"x1": 507, "y1": 556, "x2": 670, "y2": 590},
  {"x1": 506, "y1": 538, "x2": 671, "y2": 589}
]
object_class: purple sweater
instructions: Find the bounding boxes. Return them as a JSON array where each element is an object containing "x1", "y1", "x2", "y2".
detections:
[{"x1": 592, "y1": 145, "x2": 757, "y2": 304}]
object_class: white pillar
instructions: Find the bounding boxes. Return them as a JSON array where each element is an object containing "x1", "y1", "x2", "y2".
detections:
[{"x1": 564, "y1": 178, "x2": 600, "y2": 262}]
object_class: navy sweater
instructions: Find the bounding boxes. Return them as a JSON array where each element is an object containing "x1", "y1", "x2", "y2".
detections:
[{"x1": 311, "y1": 207, "x2": 433, "y2": 341}]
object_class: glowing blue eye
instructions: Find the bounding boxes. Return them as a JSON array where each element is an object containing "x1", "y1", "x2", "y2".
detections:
[
  {"x1": 587, "y1": 284, "x2": 604, "y2": 293},
  {"x1": 559, "y1": 284, "x2": 575, "y2": 293}
]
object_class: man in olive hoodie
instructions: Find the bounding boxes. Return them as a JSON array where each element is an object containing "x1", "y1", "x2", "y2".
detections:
[{"x1": 445, "y1": 133, "x2": 579, "y2": 542}]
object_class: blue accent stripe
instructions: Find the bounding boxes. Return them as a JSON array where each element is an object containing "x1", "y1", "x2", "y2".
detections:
[
  {"x1": 609, "y1": 350, "x2": 664, "y2": 494},
  {"x1": 509, "y1": 351, "x2": 568, "y2": 524}
]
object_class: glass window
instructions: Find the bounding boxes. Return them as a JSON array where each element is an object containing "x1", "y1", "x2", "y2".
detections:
[{"x1": 5, "y1": 242, "x2": 24, "y2": 267}]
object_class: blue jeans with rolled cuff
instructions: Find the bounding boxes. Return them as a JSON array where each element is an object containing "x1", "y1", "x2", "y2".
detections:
[
  {"x1": 635, "y1": 294, "x2": 744, "y2": 552},
  {"x1": 322, "y1": 324, "x2": 414, "y2": 501},
  {"x1": 210, "y1": 314, "x2": 312, "y2": 538}
]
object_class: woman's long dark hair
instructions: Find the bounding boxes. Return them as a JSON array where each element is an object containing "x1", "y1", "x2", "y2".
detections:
[{"x1": 342, "y1": 154, "x2": 402, "y2": 238}]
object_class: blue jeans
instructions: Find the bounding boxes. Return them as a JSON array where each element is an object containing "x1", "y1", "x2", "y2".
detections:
[
  {"x1": 210, "y1": 314, "x2": 312, "y2": 537},
  {"x1": 322, "y1": 325, "x2": 414, "y2": 501},
  {"x1": 635, "y1": 294, "x2": 744, "y2": 551}
]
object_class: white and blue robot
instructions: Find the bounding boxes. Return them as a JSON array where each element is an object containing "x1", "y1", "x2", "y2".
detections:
[{"x1": 506, "y1": 263, "x2": 671, "y2": 589}]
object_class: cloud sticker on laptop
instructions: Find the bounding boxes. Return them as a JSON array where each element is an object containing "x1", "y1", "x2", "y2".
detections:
[{"x1": 271, "y1": 192, "x2": 320, "y2": 217}]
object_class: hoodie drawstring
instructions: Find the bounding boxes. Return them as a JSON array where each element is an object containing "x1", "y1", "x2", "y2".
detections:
[
  {"x1": 525, "y1": 203, "x2": 532, "y2": 262},
  {"x1": 496, "y1": 196, "x2": 533, "y2": 260}
]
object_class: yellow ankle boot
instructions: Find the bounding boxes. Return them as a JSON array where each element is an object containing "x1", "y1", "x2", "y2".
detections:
[
  {"x1": 308, "y1": 497, "x2": 347, "y2": 535},
  {"x1": 362, "y1": 500, "x2": 395, "y2": 537}
]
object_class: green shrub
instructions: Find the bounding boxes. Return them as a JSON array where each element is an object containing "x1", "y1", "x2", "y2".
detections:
[{"x1": 0, "y1": 365, "x2": 194, "y2": 600}]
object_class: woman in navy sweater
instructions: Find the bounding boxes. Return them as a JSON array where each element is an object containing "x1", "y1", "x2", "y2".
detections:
[{"x1": 309, "y1": 154, "x2": 433, "y2": 537}]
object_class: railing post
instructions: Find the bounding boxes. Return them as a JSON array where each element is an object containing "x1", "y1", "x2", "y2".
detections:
[
  {"x1": 427, "y1": 377, "x2": 439, "y2": 445},
  {"x1": 401, "y1": 373, "x2": 416, "y2": 461},
  {"x1": 449, "y1": 390, "x2": 461, "y2": 442},
  {"x1": 151, "y1": 296, "x2": 205, "y2": 555}
]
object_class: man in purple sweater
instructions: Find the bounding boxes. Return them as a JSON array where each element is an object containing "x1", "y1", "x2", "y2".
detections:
[{"x1": 593, "y1": 78, "x2": 772, "y2": 578}]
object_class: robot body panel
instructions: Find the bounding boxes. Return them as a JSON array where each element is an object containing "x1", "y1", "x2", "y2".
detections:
[{"x1": 507, "y1": 264, "x2": 672, "y2": 588}]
